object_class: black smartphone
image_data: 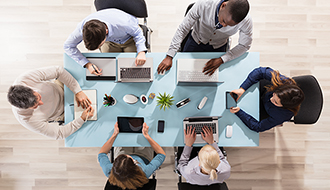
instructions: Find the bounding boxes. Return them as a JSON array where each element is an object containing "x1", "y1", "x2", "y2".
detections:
[{"x1": 158, "y1": 120, "x2": 165, "y2": 133}]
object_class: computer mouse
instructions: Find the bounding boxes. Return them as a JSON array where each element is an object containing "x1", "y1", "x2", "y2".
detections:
[
  {"x1": 197, "y1": 96, "x2": 208, "y2": 110},
  {"x1": 123, "y1": 94, "x2": 139, "y2": 104},
  {"x1": 159, "y1": 70, "x2": 165, "y2": 75},
  {"x1": 226, "y1": 125, "x2": 233, "y2": 138}
]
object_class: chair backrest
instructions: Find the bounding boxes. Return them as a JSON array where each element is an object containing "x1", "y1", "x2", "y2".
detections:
[
  {"x1": 94, "y1": 0, "x2": 148, "y2": 18},
  {"x1": 292, "y1": 75, "x2": 323, "y2": 124},
  {"x1": 180, "y1": 3, "x2": 195, "y2": 52},
  {"x1": 178, "y1": 182, "x2": 228, "y2": 190},
  {"x1": 104, "y1": 178, "x2": 157, "y2": 190}
]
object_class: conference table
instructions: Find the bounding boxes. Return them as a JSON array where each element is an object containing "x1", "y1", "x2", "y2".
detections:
[{"x1": 64, "y1": 52, "x2": 259, "y2": 147}]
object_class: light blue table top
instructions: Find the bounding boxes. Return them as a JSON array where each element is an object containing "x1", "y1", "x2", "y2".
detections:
[{"x1": 64, "y1": 52, "x2": 259, "y2": 147}]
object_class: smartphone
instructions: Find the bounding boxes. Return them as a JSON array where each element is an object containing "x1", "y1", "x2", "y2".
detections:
[
  {"x1": 158, "y1": 120, "x2": 165, "y2": 133},
  {"x1": 226, "y1": 91, "x2": 237, "y2": 109}
]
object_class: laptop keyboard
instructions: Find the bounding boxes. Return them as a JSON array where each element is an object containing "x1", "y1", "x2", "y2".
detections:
[
  {"x1": 185, "y1": 123, "x2": 217, "y2": 134},
  {"x1": 120, "y1": 67, "x2": 151, "y2": 79},
  {"x1": 178, "y1": 70, "x2": 218, "y2": 82}
]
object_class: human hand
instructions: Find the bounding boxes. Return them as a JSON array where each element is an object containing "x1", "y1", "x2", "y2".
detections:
[
  {"x1": 75, "y1": 91, "x2": 91, "y2": 109},
  {"x1": 201, "y1": 126, "x2": 214, "y2": 144},
  {"x1": 142, "y1": 123, "x2": 150, "y2": 138},
  {"x1": 157, "y1": 55, "x2": 173, "y2": 74},
  {"x1": 231, "y1": 88, "x2": 245, "y2": 101},
  {"x1": 184, "y1": 126, "x2": 196, "y2": 147},
  {"x1": 113, "y1": 122, "x2": 119, "y2": 137},
  {"x1": 86, "y1": 62, "x2": 102, "y2": 76},
  {"x1": 230, "y1": 107, "x2": 240, "y2": 114},
  {"x1": 80, "y1": 106, "x2": 94, "y2": 121},
  {"x1": 135, "y1": 51, "x2": 146, "y2": 66},
  {"x1": 203, "y1": 58, "x2": 224, "y2": 76}
]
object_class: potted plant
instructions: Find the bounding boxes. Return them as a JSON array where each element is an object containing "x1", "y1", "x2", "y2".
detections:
[{"x1": 156, "y1": 92, "x2": 174, "y2": 111}]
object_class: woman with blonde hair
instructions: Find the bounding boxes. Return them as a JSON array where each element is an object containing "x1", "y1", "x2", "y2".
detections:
[
  {"x1": 177, "y1": 126, "x2": 231, "y2": 185},
  {"x1": 230, "y1": 67, "x2": 305, "y2": 132},
  {"x1": 98, "y1": 122, "x2": 166, "y2": 189}
]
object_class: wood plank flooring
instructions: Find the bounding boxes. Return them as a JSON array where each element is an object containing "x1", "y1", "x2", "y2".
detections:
[{"x1": 1, "y1": 0, "x2": 330, "y2": 189}]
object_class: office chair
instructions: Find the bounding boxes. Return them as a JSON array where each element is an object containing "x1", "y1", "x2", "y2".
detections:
[
  {"x1": 174, "y1": 147, "x2": 229, "y2": 190},
  {"x1": 105, "y1": 147, "x2": 158, "y2": 190},
  {"x1": 179, "y1": 3, "x2": 231, "y2": 52},
  {"x1": 259, "y1": 75, "x2": 323, "y2": 124},
  {"x1": 94, "y1": 0, "x2": 152, "y2": 51}
]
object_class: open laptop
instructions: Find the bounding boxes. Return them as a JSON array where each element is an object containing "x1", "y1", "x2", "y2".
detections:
[
  {"x1": 117, "y1": 57, "x2": 153, "y2": 82},
  {"x1": 85, "y1": 57, "x2": 116, "y2": 80},
  {"x1": 176, "y1": 59, "x2": 223, "y2": 86},
  {"x1": 183, "y1": 116, "x2": 220, "y2": 144}
]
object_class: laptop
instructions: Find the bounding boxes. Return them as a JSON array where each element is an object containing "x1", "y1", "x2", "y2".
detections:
[
  {"x1": 117, "y1": 57, "x2": 153, "y2": 82},
  {"x1": 176, "y1": 59, "x2": 223, "y2": 86},
  {"x1": 85, "y1": 57, "x2": 116, "y2": 80},
  {"x1": 117, "y1": 116, "x2": 144, "y2": 133},
  {"x1": 183, "y1": 116, "x2": 221, "y2": 144}
]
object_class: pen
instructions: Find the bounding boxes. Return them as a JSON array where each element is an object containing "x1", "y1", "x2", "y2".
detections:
[
  {"x1": 91, "y1": 64, "x2": 99, "y2": 74},
  {"x1": 85, "y1": 109, "x2": 90, "y2": 123}
]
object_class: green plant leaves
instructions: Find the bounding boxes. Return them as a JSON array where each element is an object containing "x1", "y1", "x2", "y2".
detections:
[{"x1": 156, "y1": 92, "x2": 174, "y2": 111}]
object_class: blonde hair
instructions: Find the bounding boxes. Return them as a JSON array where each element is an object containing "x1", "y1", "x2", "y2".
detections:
[{"x1": 198, "y1": 145, "x2": 221, "y2": 181}]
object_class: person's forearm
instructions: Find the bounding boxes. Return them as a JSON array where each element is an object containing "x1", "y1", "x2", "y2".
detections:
[
  {"x1": 99, "y1": 134, "x2": 117, "y2": 154},
  {"x1": 145, "y1": 136, "x2": 166, "y2": 155}
]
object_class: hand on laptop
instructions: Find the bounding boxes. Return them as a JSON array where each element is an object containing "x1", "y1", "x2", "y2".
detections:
[
  {"x1": 201, "y1": 126, "x2": 214, "y2": 144},
  {"x1": 135, "y1": 51, "x2": 146, "y2": 66},
  {"x1": 184, "y1": 126, "x2": 196, "y2": 147},
  {"x1": 85, "y1": 62, "x2": 103, "y2": 76},
  {"x1": 157, "y1": 55, "x2": 173, "y2": 74},
  {"x1": 231, "y1": 88, "x2": 245, "y2": 101},
  {"x1": 202, "y1": 58, "x2": 223, "y2": 76},
  {"x1": 75, "y1": 91, "x2": 91, "y2": 109}
]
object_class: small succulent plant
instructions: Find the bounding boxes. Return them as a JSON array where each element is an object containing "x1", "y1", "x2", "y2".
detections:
[{"x1": 156, "y1": 92, "x2": 174, "y2": 111}]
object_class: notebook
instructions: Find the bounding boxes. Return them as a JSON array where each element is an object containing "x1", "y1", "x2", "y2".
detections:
[
  {"x1": 85, "y1": 57, "x2": 116, "y2": 80},
  {"x1": 176, "y1": 59, "x2": 223, "y2": 86},
  {"x1": 117, "y1": 57, "x2": 153, "y2": 82},
  {"x1": 74, "y1": 89, "x2": 97, "y2": 121},
  {"x1": 183, "y1": 116, "x2": 221, "y2": 144}
]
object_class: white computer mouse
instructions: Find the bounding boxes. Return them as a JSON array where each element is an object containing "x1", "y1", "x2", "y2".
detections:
[
  {"x1": 123, "y1": 94, "x2": 139, "y2": 104},
  {"x1": 159, "y1": 70, "x2": 165, "y2": 75},
  {"x1": 226, "y1": 125, "x2": 233, "y2": 138}
]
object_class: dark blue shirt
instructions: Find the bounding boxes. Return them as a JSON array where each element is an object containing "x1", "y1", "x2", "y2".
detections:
[{"x1": 235, "y1": 67, "x2": 294, "y2": 132}]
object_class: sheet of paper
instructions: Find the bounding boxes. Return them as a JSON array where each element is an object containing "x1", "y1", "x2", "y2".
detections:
[{"x1": 74, "y1": 89, "x2": 97, "y2": 121}]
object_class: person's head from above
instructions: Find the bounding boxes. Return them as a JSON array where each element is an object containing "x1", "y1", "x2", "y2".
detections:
[
  {"x1": 83, "y1": 19, "x2": 108, "y2": 51},
  {"x1": 198, "y1": 145, "x2": 221, "y2": 181},
  {"x1": 7, "y1": 85, "x2": 44, "y2": 109},
  {"x1": 108, "y1": 154, "x2": 149, "y2": 189},
  {"x1": 267, "y1": 71, "x2": 305, "y2": 115},
  {"x1": 218, "y1": 0, "x2": 250, "y2": 27}
]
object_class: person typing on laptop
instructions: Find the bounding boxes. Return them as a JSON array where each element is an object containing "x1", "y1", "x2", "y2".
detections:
[
  {"x1": 178, "y1": 126, "x2": 231, "y2": 185},
  {"x1": 64, "y1": 9, "x2": 148, "y2": 76},
  {"x1": 7, "y1": 66, "x2": 94, "y2": 140},
  {"x1": 157, "y1": 0, "x2": 252, "y2": 76}
]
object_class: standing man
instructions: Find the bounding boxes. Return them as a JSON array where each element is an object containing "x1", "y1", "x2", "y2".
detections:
[
  {"x1": 7, "y1": 66, "x2": 94, "y2": 140},
  {"x1": 157, "y1": 0, "x2": 252, "y2": 75},
  {"x1": 64, "y1": 9, "x2": 148, "y2": 76}
]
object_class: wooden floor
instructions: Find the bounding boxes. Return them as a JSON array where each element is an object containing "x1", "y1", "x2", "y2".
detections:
[{"x1": 1, "y1": 0, "x2": 330, "y2": 189}]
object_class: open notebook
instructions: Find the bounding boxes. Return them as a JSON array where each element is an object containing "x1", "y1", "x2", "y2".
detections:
[{"x1": 74, "y1": 89, "x2": 97, "y2": 121}]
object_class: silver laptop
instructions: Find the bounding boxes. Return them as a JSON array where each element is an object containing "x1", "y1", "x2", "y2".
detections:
[
  {"x1": 183, "y1": 116, "x2": 220, "y2": 144},
  {"x1": 176, "y1": 59, "x2": 223, "y2": 86},
  {"x1": 117, "y1": 57, "x2": 153, "y2": 82},
  {"x1": 86, "y1": 57, "x2": 116, "y2": 80}
]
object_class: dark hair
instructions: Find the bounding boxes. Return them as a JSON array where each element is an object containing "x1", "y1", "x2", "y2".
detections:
[
  {"x1": 82, "y1": 19, "x2": 107, "y2": 50},
  {"x1": 108, "y1": 154, "x2": 148, "y2": 189},
  {"x1": 266, "y1": 70, "x2": 305, "y2": 115},
  {"x1": 7, "y1": 85, "x2": 37, "y2": 109},
  {"x1": 227, "y1": 0, "x2": 250, "y2": 24}
]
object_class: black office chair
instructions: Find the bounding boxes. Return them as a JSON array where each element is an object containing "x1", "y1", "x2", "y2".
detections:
[
  {"x1": 179, "y1": 2, "x2": 231, "y2": 52},
  {"x1": 105, "y1": 147, "x2": 158, "y2": 190},
  {"x1": 94, "y1": 0, "x2": 152, "y2": 51},
  {"x1": 174, "y1": 147, "x2": 229, "y2": 190},
  {"x1": 259, "y1": 75, "x2": 323, "y2": 124}
]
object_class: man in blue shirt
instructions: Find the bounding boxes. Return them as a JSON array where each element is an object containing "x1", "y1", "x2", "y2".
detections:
[{"x1": 64, "y1": 9, "x2": 147, "y2": 76}]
